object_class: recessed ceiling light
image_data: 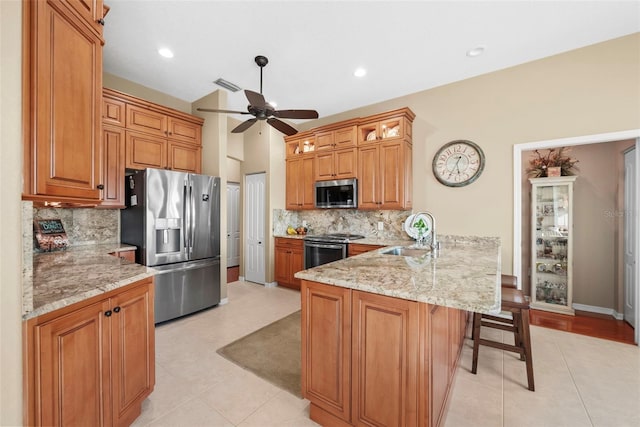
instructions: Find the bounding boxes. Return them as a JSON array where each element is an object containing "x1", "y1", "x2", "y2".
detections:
[
  {"x1": 466, "y1": 45, "x2": 486, "y2": 57},
  {"x1": 158, "y1": 48, "x2": 174, "y2": 58},
  {"x1": 354, "y1": 67, "x2": 367, "y2": 78}
]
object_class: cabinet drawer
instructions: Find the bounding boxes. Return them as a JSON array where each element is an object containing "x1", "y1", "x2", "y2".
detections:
[{"x1": 275, "y1": 237, "x2": 304, "y2": 249}]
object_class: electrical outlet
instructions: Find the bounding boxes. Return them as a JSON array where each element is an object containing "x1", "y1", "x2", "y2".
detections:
[
  {"x1": 377, "y1": 221, "x2": 384, "y2": 231},
  {"x1": 302, "y1": 220, "x2": 307, "y2": 227}
]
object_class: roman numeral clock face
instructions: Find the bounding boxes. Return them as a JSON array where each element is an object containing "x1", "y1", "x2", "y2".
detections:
[{"x1": 432, "y1": 140, "x2": 485, "y2": 187}]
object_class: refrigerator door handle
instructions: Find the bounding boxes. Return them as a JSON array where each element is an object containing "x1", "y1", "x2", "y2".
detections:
[
  {"x1": 183, "y1": 179, "x2": 189, "y2": 255},
  {"x1": 189, "y1": 178, "x2": 195, "y2": 255}
]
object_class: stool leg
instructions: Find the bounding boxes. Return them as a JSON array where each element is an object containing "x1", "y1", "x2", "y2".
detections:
[
  {"x1": 513, "y1": 312, "x2": 525, "y2": 361},
  {"x1": 471, "y1": 312, "x2": 482, "y2": 374},
  {"x1": 520, "y1": 308, "x2": 535, "y2": 391}
]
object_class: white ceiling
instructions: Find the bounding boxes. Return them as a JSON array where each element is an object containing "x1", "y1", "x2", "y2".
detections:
[{"x1": 103, "y1": 1, "x2": 640, "y2": 121}]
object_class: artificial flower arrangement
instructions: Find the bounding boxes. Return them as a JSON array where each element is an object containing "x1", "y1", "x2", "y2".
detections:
[{"x1": 526, "y1": 147, "x2": 579, "y2": 177}]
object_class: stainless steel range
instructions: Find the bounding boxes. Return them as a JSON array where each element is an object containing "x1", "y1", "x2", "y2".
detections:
[{"x1": 303, "y1": 233, "x2": 365, "y2": 269}]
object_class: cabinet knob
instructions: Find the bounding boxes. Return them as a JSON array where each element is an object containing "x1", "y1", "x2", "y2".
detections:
[
  {"x1": 97, "y1": 18, "x2": 105, "y2": 25},
  {"x1": 97, "y1": 184, "x2": 105, "y2": 190},
  {"x1": 104, "y1": 310, "x2": 112, "y2": 317},
  {"x1": 113, "y1": 306, "x2": 121, "y2": 313}
]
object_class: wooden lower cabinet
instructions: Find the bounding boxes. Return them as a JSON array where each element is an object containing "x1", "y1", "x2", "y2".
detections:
[
  {"x1": 24, "y1": 278, "x2": 155, "y2": 427},
  {"x1": 274, "y1": 238, "x2": 304, "y2": 290},
  {"x1": 301, "y1": 280, "x2": 466, "y2": 427},
  {"x1": 348, "y1": 243, "x2": 385, "y2": 257},
  {"x1": 109, "y1": 249, "x2": 136, "y2": 263}
]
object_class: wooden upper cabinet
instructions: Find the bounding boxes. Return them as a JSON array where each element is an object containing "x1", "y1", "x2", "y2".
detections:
[
  {"x1": 286, "y1": 156, "x2": 315, "y2": 210},
  {"x1": 314, "y1": 148, "x2": 357, "y2": 181},
  {"x1": 167, "y1": 117, "x2": 201, "y2": 145},
  {"x1": 126, "y1": 105, "x2": 168, "y2": 137},
  {"x1": 357, "y1": 111, "x2": 413, "y2": 145},
  {"x1": 167, "y1": 141, "x2": 202, "y2": 174},
  {"x1": 100, "y1": 125, "x2": 126, "y2": 208},
  {"x1": 316, "y1": 125, "x2": 356, "y2": 151},
  {"x1": 285, "y1": 134, "x2": 315, "y2": 159},
  {"x1": 102, "y1": 96, "x2": 125, "y2": 127},
  {"x1": 125, "y1": 131, "x2": 167, "y2": 170},
  {"x1": 59, "y1": 0, "x2": 106, "y2": 36},
  {"x1": 25, "y1": 0, "x2": 103, "y2": 203},
  {"x1": 358, "y1": 140, "x2": 412, "y2": 210}
]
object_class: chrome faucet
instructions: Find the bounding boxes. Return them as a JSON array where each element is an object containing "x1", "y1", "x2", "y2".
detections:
[{"x1": 410, "y1": 211, "x2": 438, "y2": 254}]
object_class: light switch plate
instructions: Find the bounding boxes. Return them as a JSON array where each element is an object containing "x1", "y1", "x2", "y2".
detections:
[{"x1": 377, "y1": 221, "x2": 384, "y2": 231}]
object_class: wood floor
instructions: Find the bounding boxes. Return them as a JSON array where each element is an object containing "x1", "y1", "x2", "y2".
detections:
[{"x1": 530, "y1": 309, "x2": 636, "y2": 345}]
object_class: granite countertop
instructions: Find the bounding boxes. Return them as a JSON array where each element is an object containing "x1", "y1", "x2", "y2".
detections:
[
  {"x1": 295, "y1": 235, "x2": 502, "y2": 314},
  {"x1": 23, "y1": 244, "x2": 156, "y2": 320}
]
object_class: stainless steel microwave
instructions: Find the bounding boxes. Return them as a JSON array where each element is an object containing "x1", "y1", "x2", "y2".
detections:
[{"x1": 315, "y1": 179, "x2": 357, "y2": 209}]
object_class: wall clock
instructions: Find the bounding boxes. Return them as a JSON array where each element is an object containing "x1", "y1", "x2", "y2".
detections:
[{"x1": 432, "y1": 140, "x2": 485, "y2": 187}]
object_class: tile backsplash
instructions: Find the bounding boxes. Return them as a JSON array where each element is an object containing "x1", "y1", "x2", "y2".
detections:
[
  {"x1": 273, "y1": 209, "x2": 413, "y2": 240},
  {"x1": 26, "y1": 202, "x2": 120, "y2": 251}
]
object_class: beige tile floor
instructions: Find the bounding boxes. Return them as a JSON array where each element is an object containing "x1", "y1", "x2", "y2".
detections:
[{"x1": 133, "y1": 280, "x2": 640, "y2": 427}]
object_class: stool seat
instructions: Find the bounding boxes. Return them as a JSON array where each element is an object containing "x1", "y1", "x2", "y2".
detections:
[{"x1": 471, "y1": 275, "x2": 535, "y2": 391}]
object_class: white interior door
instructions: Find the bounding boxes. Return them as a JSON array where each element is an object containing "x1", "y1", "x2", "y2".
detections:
[
  {"x1": 244, "y1": 173, "x2": 266, "y2": 284},
  {"x1": 226, "y1": 182, "x2": 240, "y2": 267},
  {"x1": 624, "y1": 147, "x2": 637, "y2": 329}
]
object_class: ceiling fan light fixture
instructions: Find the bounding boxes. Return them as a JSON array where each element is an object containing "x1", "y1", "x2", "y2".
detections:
[
  {"x1": 158, "y1": 47, "x2": 174, "y2": 58},
  {"x1": 213, "y1": 78, "x2": 242, "y2": 92}
]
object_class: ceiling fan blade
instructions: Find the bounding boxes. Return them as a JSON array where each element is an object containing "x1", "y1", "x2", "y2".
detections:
[
  {"x1": 273, "y1": 109, "x2": 319, "y2": 120},
  {"x1": 267, "y1": 118, "x2": 298, "y2": 136},
  {"x1": 197, "y1": 108, "x2": 251, "y2": 114},
  {"x1": 244, "y1": 89, "x2": 267, "y2": 109},
  {"x1": 231, "y1": 118, "x2": 258, "y2": 133}
]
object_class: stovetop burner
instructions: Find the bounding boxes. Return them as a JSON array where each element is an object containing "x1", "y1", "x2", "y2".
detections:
[{"x1": 304, "y1": 233, "x2": 366, "y2": 243}]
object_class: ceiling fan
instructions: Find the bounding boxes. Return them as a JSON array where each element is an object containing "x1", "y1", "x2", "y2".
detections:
[{"x1": 197, "y1": 55, "x2": 319, "y2": 136}]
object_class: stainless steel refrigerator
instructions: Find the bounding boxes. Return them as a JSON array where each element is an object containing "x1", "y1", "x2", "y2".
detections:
[{"x1": 121, "y1": 168, "x2": 221, "y2": 323}]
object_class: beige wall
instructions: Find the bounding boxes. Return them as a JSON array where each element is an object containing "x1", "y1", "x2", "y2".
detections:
[
  {"x1": 521, "y1": 141, "x2": 635, "y2": 312},
  {"x1": 103, "y1": 72, "x2": 192, "y2": 113},
  {"x1": 193, "y1": 91, "x2": 229, "y2": 300},
  {"x1": 298, "y1": 33, "x2": 640, "y2": 273},
  {"x1": 227, "y1": 157, "x2": 242, "y2": 183},
  {"x1": 0, "y1": 0, "x2": 24, "y2": 423},
  {"x1": 227, "y1": 117, "x2": 244, "y2": 160}
]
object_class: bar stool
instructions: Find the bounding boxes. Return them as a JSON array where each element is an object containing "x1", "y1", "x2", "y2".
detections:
[{"x1": 471, "y1": 275, "x2": 535, "y2": 391}]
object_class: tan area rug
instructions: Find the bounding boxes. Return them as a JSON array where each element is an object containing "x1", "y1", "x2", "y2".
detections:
[{"x1": 217, "y1": 310, "x2": 301, "y2": 398}]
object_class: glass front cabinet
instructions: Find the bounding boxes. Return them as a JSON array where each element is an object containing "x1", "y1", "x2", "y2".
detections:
[{"x1": 530, "y1": 176, "x2": 577, "y2": 315}]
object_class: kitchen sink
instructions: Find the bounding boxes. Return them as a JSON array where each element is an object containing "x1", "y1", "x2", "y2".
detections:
[{"x1": 380, "y1": 246, "x2": 431, "y2": 258}]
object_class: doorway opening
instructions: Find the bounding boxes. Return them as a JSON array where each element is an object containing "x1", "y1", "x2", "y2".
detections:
[{"x1": 513, "y1": 130, "x2": 640, "y2": 345}]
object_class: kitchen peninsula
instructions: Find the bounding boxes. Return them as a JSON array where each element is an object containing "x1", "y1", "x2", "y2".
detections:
[{"x1": 296, "y1": 236, "x2": 501, "y2": 427}]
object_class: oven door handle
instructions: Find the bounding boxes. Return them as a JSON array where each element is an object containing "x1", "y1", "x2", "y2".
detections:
[{"x1": 304, "y1": 242, "x2": 345, "y2": 250}]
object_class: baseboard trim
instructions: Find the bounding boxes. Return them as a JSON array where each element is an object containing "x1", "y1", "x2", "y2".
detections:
[
  {"x1": 239, "y1": 276, "x2": 245, "y2": 281},
  {"x1": 264, "y1": 281, "x2": 278, "y2": 288},
  {"x1": 572, "y1": 303, "x2": 622, "y2": 319},
  {"x1": 219, "y1": 297, "x2": 229, "y2": 305}
]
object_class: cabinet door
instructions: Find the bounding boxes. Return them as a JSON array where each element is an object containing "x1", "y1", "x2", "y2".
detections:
[
  {"x1": 33, "y1": 0, "x2": 102, "y2": 200},
  {"x1": 110, "y1": 280, "x2": 155, "y2": 426},
  {"x1": 315, "y1": 131, "x2": 335, "y2": 151},
  {"x1": 167, "y1": 117, "x2": 201, "y2": 145},
  {"x1": 352, "y1": 291, "x2": 418, "y2": 427},
  {"x1": 334, "y1": 148, "x2": 357, "y2": 179},
  {"x1": 379, "y1": 141, "x2": 405, "y2": 209},
  {"x1": 102, "y1": 96, "x2": 125, "y2": 127},
  {"x1": 290, "y1": 247, "x2": 304, "y2": 289},
  {"x1": 33, "y1": 299, "x2": 112, "y2": 427},
  {"x1": 274, "y1": 243, "x2": 292, "y2": 285},
  {"x1": 126, "y1": 104, "x2": 167, "y2": 137},
  {"x1": 334, "y1": 126, "x2": 356, "y2": 149},
  {"x1": 348, "y1": 243, "x2": 384, "y2": 257},
  {"x1": 61, "y1": 0, "x2": 105, "y2": 35},
  {"x1": 300, "y1": 156, "x2": 315, "y2": 209},
  {"x1": 357, "y1": 144, "x2": 380, "y2": 209},
  {"x1": 101, "y1": 125, "x2": 125, "y2": 207},
  {"x1": 167, "y1": 140, "x2": 201, "y2": 173},
  {"x1": 286, "y1": 159, "x2": 302, "y2": 210},
  {"x1": 315, "y1": 151, "x2": 335, "y2": 181},
  {"x1": 301, "y1": 281, "x2": 352, "y2": 422},
  {"x1": 429, "y1": 305, "x2": 450, "y2": 427},
  {"x1": 125, "y1": 131, "x2": 167, "y2": 170}
]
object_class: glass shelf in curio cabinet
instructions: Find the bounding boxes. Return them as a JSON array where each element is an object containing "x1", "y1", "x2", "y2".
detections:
[{"x1": 529, "y1": 176, "x2": 577, "y2": 315}]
